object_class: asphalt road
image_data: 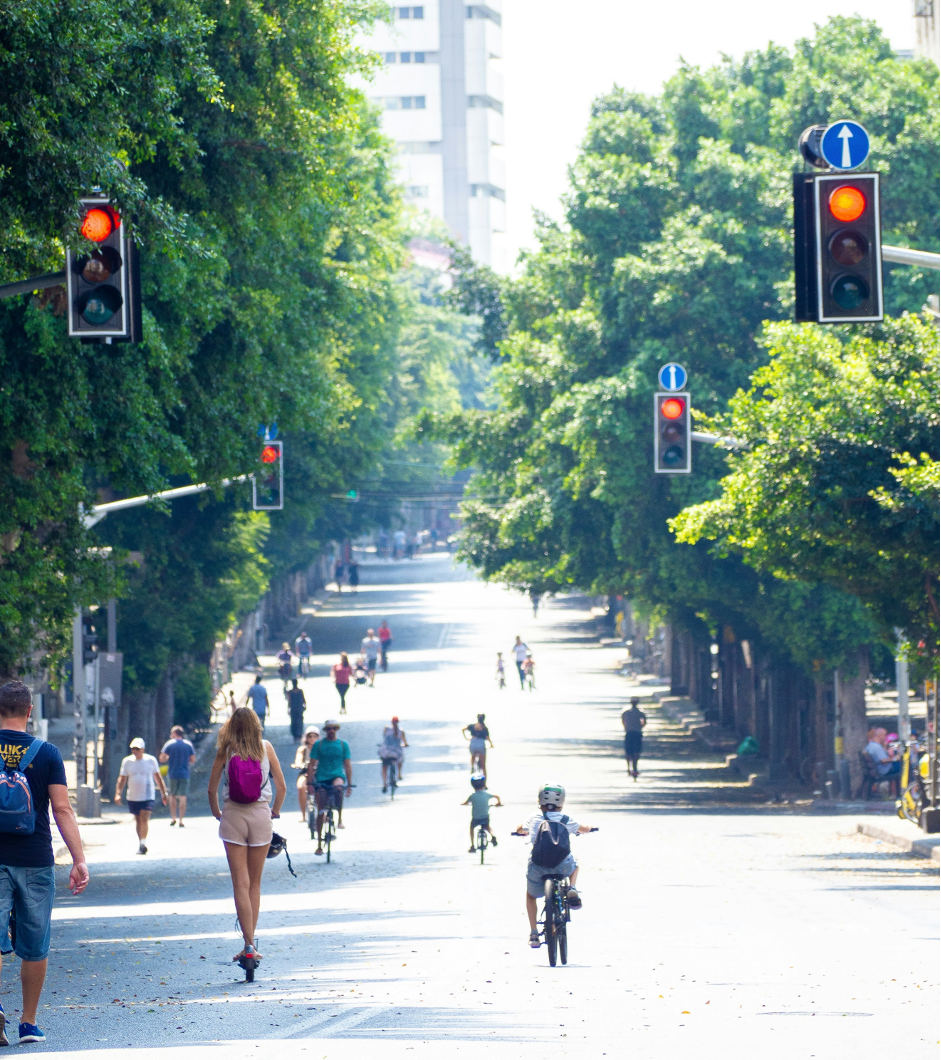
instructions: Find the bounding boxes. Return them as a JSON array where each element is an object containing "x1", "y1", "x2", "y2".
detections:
[{"x1": 14, "y1": 553, "x2": 939, "y2": 1058}]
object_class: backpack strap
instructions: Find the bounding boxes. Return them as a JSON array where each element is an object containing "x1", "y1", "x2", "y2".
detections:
[{"x1": 10, "y1": 740, "x2": 43, "y2": 774}]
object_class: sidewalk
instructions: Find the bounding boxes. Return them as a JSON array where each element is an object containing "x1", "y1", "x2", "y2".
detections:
[{"x1": 857, "y1": 820, "x2": 940, "y2": 862}]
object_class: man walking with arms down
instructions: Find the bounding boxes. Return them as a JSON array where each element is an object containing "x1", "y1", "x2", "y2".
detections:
[
  {"x1": 160, "y1": 726, "x2": 196, "y2": 827},
  {"x1": 0, "y1": 681, "x2": 89, "y2": 1045},
  {"x1": 621, "y1": 697, "x2": 647, "y2": 780},
  {"x1": 115, "y1": 738, "x2": 168, "y2": 854}
]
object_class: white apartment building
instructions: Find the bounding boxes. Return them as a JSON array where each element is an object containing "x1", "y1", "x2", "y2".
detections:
[{"x1": 364, "y1": 2, "x2": 506, "y2": 271}]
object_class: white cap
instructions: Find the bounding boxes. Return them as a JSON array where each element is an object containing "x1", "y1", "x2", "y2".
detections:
[{"x1": 129, "y1": 737, "x2": 145, "y2": 749}]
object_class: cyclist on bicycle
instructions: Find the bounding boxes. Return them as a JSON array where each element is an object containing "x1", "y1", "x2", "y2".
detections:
[
  {"x1": 295, "y1": 631, "x2": 313, "y2": 675},
  {"x1": 514, "y1": 783, "x2": 593, "y2": 948},
  {"x1": 307, "y1": 721, "x2": 352, "y2": 856},
  {"x1": 379, "y1": 716, "x2": 408, "y2": 792},
  {"x1": 276, "y1": 643, "x2": 293, "y2": 689},
  {"x1": 495, "y1": 653, "x2": 506, "y2": 689},
  {"x1": 522, "y1": 652, "x2": 536, "y2": 690},
  {"x1": 462, "y1": 773, "x2": 502, "y2": 853}
]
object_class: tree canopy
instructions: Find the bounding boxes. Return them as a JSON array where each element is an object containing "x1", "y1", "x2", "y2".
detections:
[{"x1": 431, "y1": 16, "x2": 939, "y2": 674}]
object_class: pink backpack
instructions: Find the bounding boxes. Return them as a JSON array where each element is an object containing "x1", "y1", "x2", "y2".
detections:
[{"x1": 227, "y1": 755, "x2": 263, "y2": 803}]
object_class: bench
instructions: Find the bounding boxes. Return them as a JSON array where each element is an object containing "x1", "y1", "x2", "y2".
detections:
[{"x1": 855, "y1": 750, "x2": 899, "y2": 800}]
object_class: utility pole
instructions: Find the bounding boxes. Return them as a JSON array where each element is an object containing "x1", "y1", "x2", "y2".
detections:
[{"x1": 895, "y1": 631, "x2": 910, "y2": 744}]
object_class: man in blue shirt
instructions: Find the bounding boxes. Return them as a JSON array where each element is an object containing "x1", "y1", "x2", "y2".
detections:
[
  {"x1": 308, "y1": 721, "x2": 352, "y2": 856},
  {"x1": 0, "y1": 681, "x2": 89, "y2": 1046},
  {"x1": 244, "y1": 676, "x2": 269, "y2": 728},
  {"x1": 159, "y1": 726, "x2": 196, "y2": 827}
]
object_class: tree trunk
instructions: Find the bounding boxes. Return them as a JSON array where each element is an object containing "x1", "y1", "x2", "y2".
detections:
[
  {"x1": 842, "y1": 648, "x2": 870, "y2": 797},
  {"x1": 154, "y1": 669, "x2": 174, "y2": 751}
]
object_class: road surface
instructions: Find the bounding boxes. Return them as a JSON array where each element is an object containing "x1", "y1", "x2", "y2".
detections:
[{"x1": 21, "y1": 553, "x2": 939, "y2": 1058}]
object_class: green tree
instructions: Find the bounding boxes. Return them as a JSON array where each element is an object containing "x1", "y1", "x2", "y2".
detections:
[{"x1": 672, "y1": 315, "x2": 939, "y2": 650}]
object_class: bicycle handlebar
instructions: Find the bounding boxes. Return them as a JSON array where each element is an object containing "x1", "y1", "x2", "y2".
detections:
[{"x1": 511, "y1": 827, "x2": 599, "y2": 835}]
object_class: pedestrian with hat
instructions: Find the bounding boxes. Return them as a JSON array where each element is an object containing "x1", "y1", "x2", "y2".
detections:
[{"x1": 115, "y1": 738, "x2": 168, "y2": 855}]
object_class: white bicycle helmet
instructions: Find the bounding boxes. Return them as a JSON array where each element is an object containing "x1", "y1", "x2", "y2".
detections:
[{"x1": 538, "y1": 783, "x2": 565, "y2": 809}]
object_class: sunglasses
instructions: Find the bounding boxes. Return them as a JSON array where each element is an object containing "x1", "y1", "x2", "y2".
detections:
[{"x1": 324, "y1": 727, "x2": 339, "y2": 732}]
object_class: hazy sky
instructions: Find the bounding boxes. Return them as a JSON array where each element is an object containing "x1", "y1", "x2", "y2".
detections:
[{"x1": 501, "y1": 0, "x2": 915, "y2": 269}]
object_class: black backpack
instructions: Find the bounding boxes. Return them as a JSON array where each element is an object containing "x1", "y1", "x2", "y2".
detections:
[{"x1": 531, "y1": 813, "x2": 571, "y2": 867}]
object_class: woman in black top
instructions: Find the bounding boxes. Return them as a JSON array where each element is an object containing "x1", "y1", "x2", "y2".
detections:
[{"x1": 463, "y1": 714, "x2": 493, "y2": 775}]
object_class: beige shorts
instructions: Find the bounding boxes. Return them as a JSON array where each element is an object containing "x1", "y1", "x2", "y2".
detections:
[{"x1": 219, "y1": 800, "x2": 273, "y2": 847}]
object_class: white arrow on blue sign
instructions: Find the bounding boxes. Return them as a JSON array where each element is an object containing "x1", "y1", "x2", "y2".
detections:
[
  {"x1": 658, "y1": 363, "x2": 687, "y2": 391},
  {"x1": 820, "y1": 120, "x2": 870, "y2": 171}
]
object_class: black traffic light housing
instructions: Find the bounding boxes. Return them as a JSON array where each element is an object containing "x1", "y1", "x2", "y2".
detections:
[
  {"x1": 253, "y1": 440, "x2": 284, "y2": 510},
  {"x1": 81, "y1": 615, "x2": 99, "y2": 665},
  {"x1": 67, "y1": 198, "x2": 142, "y2": 342},
  {"x1": 793, "y1": 172, "x2": 883, "y2": 323},
  {"x1": 654, "y1": 392, "x2": 690, "y2": 474}
]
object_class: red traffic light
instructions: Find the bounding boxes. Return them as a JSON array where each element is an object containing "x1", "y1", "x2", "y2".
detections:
[
  {"x1": 661, "y1": 397, "x2": 685, "y2": 420},
  {"x1": 828, "y1": 186, "x2": 865, "y2": 223},
  {"x1": 80, "y1": 206, "x2": 119, "y2": 242},
  {"x1": 260, "y1": 444, "x2": 279, "y2": 464}
]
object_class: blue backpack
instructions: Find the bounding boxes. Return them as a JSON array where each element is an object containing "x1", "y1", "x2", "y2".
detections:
[{"x1": 0, "y1": 741, "x2": 43, "y2": 835}]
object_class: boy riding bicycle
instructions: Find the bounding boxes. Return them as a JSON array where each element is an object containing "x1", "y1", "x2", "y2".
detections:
[
  {"x1": 461, "y1": 774, "x2": 502, "y2": 852},
  {"x1": 514, "y1": 783, "x2": 593, "y2": 948}
]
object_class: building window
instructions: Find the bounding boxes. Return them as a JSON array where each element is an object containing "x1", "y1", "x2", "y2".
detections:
[
  {"x1": 400, "y1": 51, "x2": 411, "y2": 62},
  {"x1": 415, "y1": 51, "x2": 426, "y2": 62},
  {"x1": 470, "y1": 183, "x2": 506, "y2": 201},
  {"x1": 384, "y1": 95, "x2": 427, "y2": 110},
  {"x1": 384, "y1": 51, "x2": 397, "y2": 62},
  {"x1": 466, "y1": 4, "x2": 502, "y2": 25},
  {"x1": 467, "y1": 94, "x2": 503, "y2": 115},
  {"x1": 397, "y1": 5, "x2": 423, "y2": 16},
  {"x1": 407, "y1": 185, "x2": 429, "y2": 198}
]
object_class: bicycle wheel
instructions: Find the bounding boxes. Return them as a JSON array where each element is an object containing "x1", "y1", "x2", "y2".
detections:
[
  {"x1": 325, "y1": 810, "x2": 335, "y2": 863},
  {"x1": 389, "y1": 762, "x2": 397, "y2": 799},
  {"x1": 544, "y1": 880, "x2": 558, "y2": 967},
  {"x1": 478, "y1": 827, "x2": 488, "y2": 865},
  {"x1": 558, "y1": 917, "x2": 568, "y2": 965}
]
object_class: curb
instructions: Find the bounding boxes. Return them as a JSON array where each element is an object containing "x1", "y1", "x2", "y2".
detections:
[{"x1": 857, "y1": 822, "x2": 941, "y2": 862}]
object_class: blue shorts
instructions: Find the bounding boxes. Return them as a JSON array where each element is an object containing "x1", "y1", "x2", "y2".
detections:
[
  {"x1": 0, "y1": 865, "x2": 56, "y2": 961},
  {"x1": 471, "y1": 817, "x2": 490, "y2": 828},
  {"x1": 127, "y1": 799, "x2": 155, "y2": 814}
]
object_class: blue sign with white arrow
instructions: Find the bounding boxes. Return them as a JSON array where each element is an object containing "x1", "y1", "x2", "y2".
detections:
[
  {"x1": 820, "y1": 120, "x2": 870, "y2": 171},
  {"x1": 658, "y1": 363, "x2": 687, "y2": 391}
]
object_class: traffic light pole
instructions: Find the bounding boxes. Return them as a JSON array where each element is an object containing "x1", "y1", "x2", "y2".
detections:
[{"x1": 82, "y1": 475, "x2": 250, "y2": 528}]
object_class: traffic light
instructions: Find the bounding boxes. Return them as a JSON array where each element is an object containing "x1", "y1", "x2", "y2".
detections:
[
  {"x1": 253, "y1": 440, "x2": 284, "y2": 510},
  {"x1": 654, "y1": 392, "x2": 690, "y2": 474},
  {"x1": 793, "y1": 172, "x2": 883, "y2": 323},
  {"x1": 81, "y1": 615, "x2": 99, "y2": 665},
  {"x1": 67, "y1": 197, "x2": 142, "y2": 341}
]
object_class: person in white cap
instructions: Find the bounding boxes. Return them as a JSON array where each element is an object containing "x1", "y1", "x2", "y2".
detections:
[{"x1": 115, "y1": 738, "x2": 167, "y2": 855}]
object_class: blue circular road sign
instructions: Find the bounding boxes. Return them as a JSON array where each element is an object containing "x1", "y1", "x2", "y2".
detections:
[
  {"x1": 820, "y1": 120, "x2": 870, "y2": 171},
  {"x1": 658, "y1": 363, "x2": 687, "y2": 391}
]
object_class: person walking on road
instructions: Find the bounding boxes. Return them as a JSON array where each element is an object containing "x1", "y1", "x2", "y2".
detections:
[
  {"x1": 292, "y1": 726, "x2": 320, "y2": 822},
  {"x1": 333, "y1": 559, "x2": 345, "y2": 592},
  {"x1": 160, "y1": 726, "x2": 196, "y2": 827},
  {"x1": 0, "y1": 681, "x2": 89, "y2": 1046},
  {"x1": 244, "y1": 675, "x2": 269, "y2": 728},
  {"x1": 377, "y1": 620, "x2": 392, "y2": 671},
  {"x1": 115, "y1": 738, "x2": 168, "y2": 854},
  {"x1": 361, "y1": 629, "x2": 381, "y2": 687},
  {"x1": 331, "y1": 652, "x2": 352, "y2": 714},
  {"x1": 308, "y1": 722, "x2": 352, "y2": 854},
  {"x1": 463, "y1": 714, "x2": 493, "y2": 775},
  {"x1": 347, "y1": 560, "x2": 360, "y2": 592},
  {"x1": 512, "y1": 636, "x2": 530, "y2": 689},
  {"x1": 208, "y1": 707, "x2": 286, "y2": 965},
  {"x1": 621, "y1": 697, "x2": 647, "y2": 779},
  {"x1": 286, "y1": 679, "x2": 307, "y2": 740}
]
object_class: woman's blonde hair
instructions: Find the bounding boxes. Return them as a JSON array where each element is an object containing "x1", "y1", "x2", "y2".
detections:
[{"x1": 217, "y1": 707, "x2": 264, "y2": 761}]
